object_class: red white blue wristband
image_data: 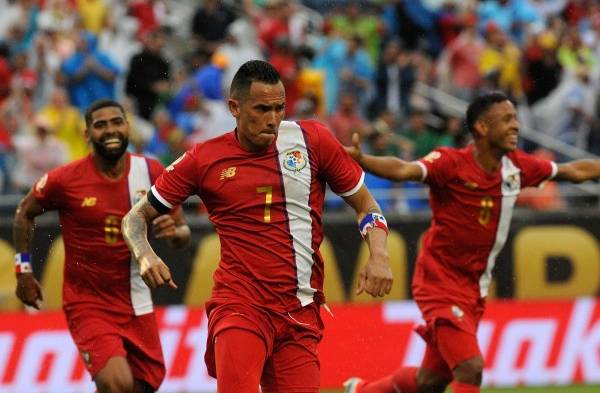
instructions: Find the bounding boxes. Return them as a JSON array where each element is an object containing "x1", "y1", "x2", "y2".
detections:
[
  {"x1": 15, "y1": 253, "x2": 33, "y2": 274},
  {"x1": 359, "y1": 213, "x2": 389, "y2": 239}
]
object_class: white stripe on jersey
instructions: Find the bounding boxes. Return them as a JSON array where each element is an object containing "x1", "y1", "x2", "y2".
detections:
[
  {"x1": 276, "y1": 121, "x2": 317, "y2": 306},
  {"x1": 479, "y1": 156, "x2": 520, "y2": 297},
  {"x1": 128, "y1": 156, "x2": 153, "y2": 315}
]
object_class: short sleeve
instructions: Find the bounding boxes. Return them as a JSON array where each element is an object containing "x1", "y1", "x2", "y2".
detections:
[
  {"x1": 312, "y1": 121, "x2": 364, "y2": 196},
  {"x1": 148, "y1": 148, "x2": 199, "y2": 214},
  {"x1": 32, "y1": 169, "x2": 63, "y2": 210},
  {"x1": 512, "y1": 150, "x2": 557, "y2": 188},
  {"x1": 418, "y1": 147, "x2": 458, "y2": 188}
]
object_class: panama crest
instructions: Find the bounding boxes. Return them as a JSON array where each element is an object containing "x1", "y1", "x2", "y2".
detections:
[{"x1": 283, "y1": 150, "x2": 307, "y2": 172}]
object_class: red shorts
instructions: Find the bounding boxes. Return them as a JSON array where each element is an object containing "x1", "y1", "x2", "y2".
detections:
[
  {"x1": 65, "y1": 309, "x2": 165, "y2": 390},
  {"x1": 415, "y1": 300, "x2": 485, "y2": 377},
  {"x1": 204, "y1": 300, "x2": 324, "y2": 392}
]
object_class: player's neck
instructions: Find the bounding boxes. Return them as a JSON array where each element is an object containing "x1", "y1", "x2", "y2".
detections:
[
  {"x1": 473, "y1": 144, "x2": 503, "y2": 173},
  {"x1": 92, "y1": 153, "x2": 127, "y2": 180}
]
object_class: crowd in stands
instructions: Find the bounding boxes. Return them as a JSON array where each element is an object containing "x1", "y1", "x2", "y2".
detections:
[{"x1": 0, "y1": 0, "x2": 598, "y2": 212}]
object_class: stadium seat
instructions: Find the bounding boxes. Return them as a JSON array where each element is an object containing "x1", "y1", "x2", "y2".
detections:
[
  {"x1": 0, "y1": 239, "x2": 20, "y2": 311},
  {"x1": 40, "y1": 237, "x2": 64, "y2": 310}
]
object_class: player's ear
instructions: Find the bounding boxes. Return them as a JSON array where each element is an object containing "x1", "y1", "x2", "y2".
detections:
[
  {"x1": 473, "y1": 119, "x2": 487, "y2": 138},
  {"x1": 84, "y1": 126, "x2": 91, "y2": 143},
  {"x1": 228, "y1": 98, "x2": 240, "y2": 118}
]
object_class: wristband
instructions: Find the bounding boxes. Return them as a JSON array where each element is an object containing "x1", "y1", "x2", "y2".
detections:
[
  {"x1": 358, "y1": 213, "x2": 389, "y2": 239},
  {"x1": 15, "y1": 253, "x2": 33, "y2": 274}
]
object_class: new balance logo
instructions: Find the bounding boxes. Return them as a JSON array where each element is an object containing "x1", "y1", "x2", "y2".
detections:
[
  {"x1": 81, "y1": 197, "x2": 97, "y2": 207},
  {"x1": 220, "y1": 167, "x2": 236, "y2": 180}
]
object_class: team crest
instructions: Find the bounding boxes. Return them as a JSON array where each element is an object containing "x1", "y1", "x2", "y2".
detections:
[
  {"x1": 502, "y1": 173, "x2": 521, "y2": 193},
  {"x1": 133, "y1": 189, "x2": 147, "y2": 204},
  {"x1": 283, "y1": 150, "x2": 307, "y2": 172},
  {"x1": 451, "y1": 305, "x2": 464, "y2": 320}
]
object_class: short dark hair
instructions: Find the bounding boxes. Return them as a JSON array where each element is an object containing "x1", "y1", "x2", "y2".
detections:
[
  {"x1": 465, "y1": 91, "x2": 510, "y2": 134},
  {"x1": 229, "y1": 60, "x2": 281, "y2": 99},
  {"x1": 84, "y1": 100, "x2": 126, "y2": 128}
]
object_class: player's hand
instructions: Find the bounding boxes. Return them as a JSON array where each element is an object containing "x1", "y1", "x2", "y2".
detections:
[
  {"x1": 356, "y1": 254, "x2": 393, "y2": 298},
  {"x1": 15, "y1": 273, "x2": 43, "y2": 309},
  {"x1": 138, "y1": 252, "x2": 177, "y2": 289},
  {"x1": 152, "y1": 214, "x2": 178, "y2": 240},
  {"x1": 344, "y1": 133, "x2": 364, "y2": 165}
]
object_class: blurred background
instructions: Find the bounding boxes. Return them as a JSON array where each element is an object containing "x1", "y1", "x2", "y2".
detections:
[{"x1": 0, "y1": 0, "x2": 598, "y2": 392}]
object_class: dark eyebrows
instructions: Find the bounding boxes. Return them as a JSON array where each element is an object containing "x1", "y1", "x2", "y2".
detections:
[{"x1": 92, "y1": 116, "x2": 125, "y2": 127}]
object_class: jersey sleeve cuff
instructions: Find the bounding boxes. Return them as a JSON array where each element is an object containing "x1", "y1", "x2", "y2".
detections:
[
  {"x1": 415, "y1": 161, "x2": 428, "y2": 181},
  {"x1": 148, "y1": 185, "x2": 173, "y2": 214},
  {"x1": 337, "y1": 171, "x2": 365, "y2": 197}
]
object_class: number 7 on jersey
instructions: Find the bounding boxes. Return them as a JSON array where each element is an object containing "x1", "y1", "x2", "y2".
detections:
[{"x1": 257, "y1": 186, "x2": 273, "y2": 223}]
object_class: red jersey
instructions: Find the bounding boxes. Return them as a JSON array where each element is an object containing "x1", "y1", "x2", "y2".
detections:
[
  {"x1": 33, "y1": 153, "x2": 164, "y2": 315},
  {"x1": 149, "y1": 120, "x2": 364, "y2": 312},
  {"x1": 413, "y1": 145, "x2": 557, "y2": 307}
]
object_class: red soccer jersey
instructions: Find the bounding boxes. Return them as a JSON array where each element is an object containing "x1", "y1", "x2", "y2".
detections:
[
  {"x1": 149, "y1": 120, "x2": 364, "y2": 312},
  {"x1": 33, "y1": 153, "x2": 164, "y2": 315},
  {"x1": 413, "y1": 144, "x2": 557, "y2": 307}
]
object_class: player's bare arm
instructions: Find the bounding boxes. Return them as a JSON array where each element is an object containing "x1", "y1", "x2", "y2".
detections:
[
  {"x1": 555, "y1": 159, "x2": 600, "y2": 183},
  {"x1": 13, "y1": 192, "x2": 45, "y2": 309},
  {"x1": 122, "y1": 196, "x2": 177, "y2": 289},
  {"x1": 345, "y1": 132, "x2": 424, "y2": 182},
  {"x1": 343, "y1": 185, "x2": 393, "y2": 298},
  {"x1": 152, "y1": 207, "x2": 191, "y2": 249}
]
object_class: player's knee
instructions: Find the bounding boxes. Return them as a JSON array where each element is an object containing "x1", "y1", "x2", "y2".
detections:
[
  {"x1": 453, "y1": 356, "x2": 484, "y2": 385},
  {"x1": 96, "y1": 373, "x2": 135, "y2": 393},
  {"x1": 416, "y1": 372, "x2": 449, "y2": 393}
]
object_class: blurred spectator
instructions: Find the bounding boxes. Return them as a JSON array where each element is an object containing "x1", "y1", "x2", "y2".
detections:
[
  {"x1": 37, "y1": 87, "x2": 87, "y2": 160},
  {"x1": 12, "y1": 115, "x2": 68, "y2": 193},
  {"x1": 478, "y1": 0, "x2": 542, "y2": 44},
  {"x1": 479, "y1": 22, "x2": 523, "y2": 101},
  {"x1": 246, "y1": 0, "x2": 291, "y2": 56},
  {"x1": 338, "y1": 34, "x2": 374, "y2": 116},
  {"x1": 126, "y1": 26, "x2": 170, "y2": 119},
  {"x1": 328, "y1": 90, "x2": 369, "y2": 147},
  {"x1": 75, "y1": 0, "x2": 108, "y2": 35},
  {"x1": 311, "y1": 25, "x2": 346, "y2": 114},
  {"x1": 144, "y1": 107, "x2": 185, "y2": 165},
  {"x1": 329, "y1": 2, "x2": 383, "y2": 64},
  {"x1": 436, "y1": 12, "x2": 484, "y2": 102},
  {"x1": 370, "y1": 39, "x2": 402, "y2": 118},
  {"x1": 128, "y1": 0, "x2": 161, "y2": 40},
  {"x1": 292, "y1": 93, "x2": 321, "y2": 120},
  {"x1": 218, "y1": 18, "x2": 264, "y2": 90},
  {"x1": 522, "y1": 30, "x2": 562, "y2": 105},
  {"x1": 269, "y1": 36, "x2": 300, "y2": 117},
  {"x1": 557, "y1": 26, "x2": 597, "y2": 73},
  {"x1": 401, "y1": 108, "x2": 449, "y2": 159},
  {"x1": 37, "y1": 0, "x2": 77, "y2": 35},
  {"x1": 191, "y1": 0, "x2": 236, "y2": 56},
  {"x1": 0, "y1": 44, "x2": 11, "y2": 103},
  {"x1": 59, "y1": 31, "x2": 120, "y2": 111}
]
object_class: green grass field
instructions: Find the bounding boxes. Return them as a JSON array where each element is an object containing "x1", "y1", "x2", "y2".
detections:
[{"x1": 321, "y1": 386, "x2": 600, "y2": 393}]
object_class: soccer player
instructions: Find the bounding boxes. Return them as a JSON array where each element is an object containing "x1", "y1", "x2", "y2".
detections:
[
  {"x1": 13, "y1": 100, "x2": 191, "y2": 393},
  {"x1": 343, "y1": 91, "x2": 600, "y2": 393},
  {"x1": 121, "y1": 60, "x2": 394, "y2": 393}
]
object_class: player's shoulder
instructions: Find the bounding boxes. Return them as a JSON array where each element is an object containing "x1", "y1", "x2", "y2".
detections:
[
  {"x1": 505, "y1": 148, "x2": 540, "y2": 167},
  {"x1": 422, "y1": 145, "x2": 463, "y2": 163},
  {"x1": 53, "y1": 154, "x2": 92, "y2": 179},
  {"x1": 294, "y1": 119, "x2": 329, "y2": 134},
  {"x1": 193, "y1": 131, "x2": 235, "y2": 155}
]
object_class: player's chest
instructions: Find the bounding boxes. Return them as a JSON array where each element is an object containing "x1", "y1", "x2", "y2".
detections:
[
  {"x1": 61, "y1": 181, "x2": 133, "y2": 226},
  {"x1": 200, "y1": 150, "x2": 314, "y2": 207},
  {"x1": 447, "y1": 166, "x2": 522, "y2": 207}
]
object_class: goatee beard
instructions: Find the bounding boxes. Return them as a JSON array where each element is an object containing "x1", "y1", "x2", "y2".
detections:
[{"x1": 92, "y1": 137, "x2": 129, "y2": 163}]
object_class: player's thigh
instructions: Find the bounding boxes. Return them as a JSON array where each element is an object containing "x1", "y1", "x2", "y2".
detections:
[
  {"x1": 261, "y1": 339, "x2": 320, "y2": 393},
  {"x1": 94, "y1": 356, "x2": 134, "y2": 393},
  {"x1": 215, "y1": 327, "x2": 267, "y2": 393},
  {"x1": 418, "y1": 343, "x2": 452, "y2": 393},
  {"x1": 122, "y1": 313, "x2": 165, "y2": 391},
  {"x1": 435, "y1": 320, "x2": 482, "y2": 372},
  {"x1": 66, "y1": 313, "x2": 128, "y2": 379}
]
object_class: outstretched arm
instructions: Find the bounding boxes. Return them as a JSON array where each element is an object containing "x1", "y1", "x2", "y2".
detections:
[
  {"x1": 13, "y1": 192, "x2": 46, "y2": 309},
  {"x1": 345, "y1": 133, "x2": 424, "y2": 182},
  {"x1": 343, "y1": 185, "x2": 393, "y2": 298},
  {"x1": 122, "y1": 196, "x2": 177, "y2": 289},
  {"x1": 555, "y1": 159, "x2": 600, "y2": 183}
]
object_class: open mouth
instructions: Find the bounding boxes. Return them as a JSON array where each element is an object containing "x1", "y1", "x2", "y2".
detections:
[{"x1": 102, "y1": 137, "x2": 122, "y2": 148}]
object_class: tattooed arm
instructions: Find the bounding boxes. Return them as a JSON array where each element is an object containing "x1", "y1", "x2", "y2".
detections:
[{"x1": 122, "y1": 196, "x2": 177, "y2": 289}]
